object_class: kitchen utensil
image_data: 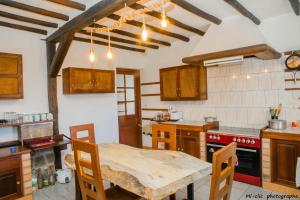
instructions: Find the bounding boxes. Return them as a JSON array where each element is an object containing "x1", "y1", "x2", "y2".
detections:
[
  {"x1": 285, "y1": 53, "x2": 300, "y2": 70},
  {"x1": 269, "y1": 120, "x2": 287, "y2": 130},
  {"x1": 204, "y1": 116, "x2": 217, "y2": 123},
  {"x1": 275, "y1": 103, "x2": 282, "y2": 118}
]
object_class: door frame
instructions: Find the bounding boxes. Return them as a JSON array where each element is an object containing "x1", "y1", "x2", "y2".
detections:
[{"x1": 116, "y1": 68, "x2": 142, "y2": 147}]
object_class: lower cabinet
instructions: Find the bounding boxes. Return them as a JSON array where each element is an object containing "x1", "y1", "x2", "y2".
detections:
[
  {"x1": 176, "y1": 130, "x2": 200, "y2": 158},
  {"x1": 0, "y1": 156, "x2": 22, "y2": 199},
  {"x1": 271, "y1": 139, "x2": 300, "y2": 187}
]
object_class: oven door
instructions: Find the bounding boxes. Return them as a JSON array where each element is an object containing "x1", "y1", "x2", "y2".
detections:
[{"x1": 206, "y1": 143, "x2": 260, "y2": 177}]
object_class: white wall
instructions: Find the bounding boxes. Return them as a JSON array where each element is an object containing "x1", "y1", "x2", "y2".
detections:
[{"x1": 0, "y1": 28, "x2": 49, "y2": 142}]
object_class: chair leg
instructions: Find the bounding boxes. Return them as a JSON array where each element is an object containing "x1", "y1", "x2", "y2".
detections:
[{"x1": 170, "y1": 193, "x2": 176, "y2": 200}]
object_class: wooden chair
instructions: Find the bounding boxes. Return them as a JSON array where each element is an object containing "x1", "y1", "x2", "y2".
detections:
[
  {"x1": 73, "y1": 139, "x2": 140, "y2": 200},
  {"x1": 152, "y1": 124, "x2": 177, "y2": 151},
  {"x1": 209, "y1": 142, "x2": 237, "y2": 200},
  {"x1": 70, "y1": 123, "x2": 96, "y2": 143}
]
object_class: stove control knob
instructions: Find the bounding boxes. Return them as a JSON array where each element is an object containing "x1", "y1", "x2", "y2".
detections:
[
  {"x1": 246, "y1": 139, "x2": 251, "y2": 144},
  {"x1": 241, "y1": 139, "x2": 245, "y2": 143},
  {"x1": 213, "y1": 136, "x2": 217, "y2": 140},
  {"x1": 233, "y1": 138, "x2": 237, "y2": 142},
  {"x1": 217, "y1": 136, "x2": 220, "y2": 140},
  {"x1": 251, "y1": 140, "x2": 255, "y2": 144},
  {"x1": 237, "y1": 138, "x2": 241, "y2": 142},
  {"x1": 209, "y1": 135, "x2": 213, "y2": 139}
]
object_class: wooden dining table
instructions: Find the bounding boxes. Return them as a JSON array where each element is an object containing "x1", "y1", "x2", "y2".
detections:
[{"x1": 64, "y1": 144, "x2": 212, "y2": 200}]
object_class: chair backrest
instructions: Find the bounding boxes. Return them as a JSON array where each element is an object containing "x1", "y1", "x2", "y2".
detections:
[
  {"x1": 209, "y1": 142, "x2": 237, "y2": 200},
  {"x1": 152, "y1": 124, "x2": 176, "y2": 151},
  {"x1": 70, "y1": 123, "x2": 96, "y2": 143},
  {"x1": 73, "y1": 139, "x2": 106, "y2": 200}
]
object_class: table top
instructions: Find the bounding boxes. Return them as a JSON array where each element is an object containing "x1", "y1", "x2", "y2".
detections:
[{"x1": 65, "y1": 144, "x2": 212, "y2": 200}]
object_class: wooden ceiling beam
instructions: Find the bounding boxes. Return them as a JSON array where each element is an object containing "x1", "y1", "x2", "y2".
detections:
[
  {"x1": 47, "y1": 0, "x2": 141, "y2": 43},
  {"x1": 78, "y1": 30, "x2": 159, "y2": 49},
  {"x1": 170, "y1": 0, "x2": 222, "y2": 25},
  {"x1": 49, "y1": 34, "x2": 74, "y2": 77},
  {"x1": 288, "y1": 0, "x2": 300, "y2": 16},
  {"x1": 0, "y1": 20, "x2": 47, "y2": 35},
  {"x1": 92, "y1": 24, "x2": 171, "y2": 46},
  {"x1": 46, "y1": 0, "x2": 86, "y2": 11},
  {"x1": 73, "y1": 37, "x2": 146, "y2": 53},
  {"x1": 129, "y1": 3, "x2": 205, "y2": 36},
  {"x1": 0, "y1": 11, "x2": 58, "y2": 28},
  {"x1": 0, "y1": 0, "x2": 69, "y2": 21},
  {"x1": 108, "y1": 14, "x2": 189, "y2": 42},
  {"x1": 224, "y1": 0, "x2": 261, "y2": 25}
]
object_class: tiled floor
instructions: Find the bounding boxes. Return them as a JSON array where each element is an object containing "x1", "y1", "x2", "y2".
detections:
[{"x1": 33, "y1": 175, "x2": 291, "y2": 200}]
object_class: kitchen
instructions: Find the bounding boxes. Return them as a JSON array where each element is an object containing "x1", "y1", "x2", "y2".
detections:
[{"x1": 0, "y1": 0, "x2": 300, "y2": 200}]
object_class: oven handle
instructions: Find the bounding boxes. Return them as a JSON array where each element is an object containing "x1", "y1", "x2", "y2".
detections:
[{"x1": 207, "y1": 143, "x2": 257, "y2": 153}]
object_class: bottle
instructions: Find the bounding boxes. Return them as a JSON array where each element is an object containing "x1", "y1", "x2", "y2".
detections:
[
  {"x1": 48, "y1": 166, "x2": 55, "y2": 186},
  {"x1": 43, "y1": 167, "x2": 49, "y2": 187},
  {"x1": 37, "y1": 168, "x2": 43, "y2": 189},
  {"x1": 32, "y1": 169, "x2": 38, "y2": 191}
]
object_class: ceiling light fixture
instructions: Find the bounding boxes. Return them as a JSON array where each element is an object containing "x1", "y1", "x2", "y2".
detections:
[
  {"x1": 161, "y1": 0, "x2": 168, "y2": 28},
  {"x1": 141, "y1": 15, "x2": 148, "y2": 41},
  {"x1": 107, "y1": 30, "x2": 113, "y2": 60}
]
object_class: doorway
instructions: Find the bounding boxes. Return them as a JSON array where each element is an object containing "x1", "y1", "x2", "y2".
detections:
[{"x1": 116, "y1": 68, "x2": 141, "y2": 147}]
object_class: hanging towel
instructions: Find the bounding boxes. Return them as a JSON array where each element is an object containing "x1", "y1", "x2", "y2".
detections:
[{"x1": 296, "y1": 157, "x2": 300, "y2": 187}]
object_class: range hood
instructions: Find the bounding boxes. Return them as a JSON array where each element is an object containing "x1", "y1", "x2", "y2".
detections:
[
  {"x1": 204, "y1": 56, "x2": 244, "y2": 67},
  {"x1": 182, "y1": 44, "x2": 281, "y2": 66}
]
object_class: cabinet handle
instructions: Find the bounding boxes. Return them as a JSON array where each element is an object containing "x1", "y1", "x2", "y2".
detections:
[
  {"x1": 177, "y1": 148, "x2": 180, "y2": 151},
  {"x1": 187, "y1": 132, "x2": 191, "y2": 136},
  {"x1": 17, "y1": 181, "x2": 20, "y2": 185},
  {"x1": 181, "y1": 148, "x2": 184, "y2": 151}
]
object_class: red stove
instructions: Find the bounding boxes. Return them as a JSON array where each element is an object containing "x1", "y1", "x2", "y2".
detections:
[{"x1": 206, "y1": 127, "x2": 262, "y2": 186}]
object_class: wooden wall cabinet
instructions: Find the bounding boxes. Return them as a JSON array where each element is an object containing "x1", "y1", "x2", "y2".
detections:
[
  {"x1": 63, "y1": 67, "x2": 115, "y2": 94},
  {"x1": 0, "y1": 52, "x2": 23, "y2": 99},
  {"x1": 176, "y1": 130, "x2": 200, "y2": 158},
  {"x1": 160, "y1": 65, "x2": 207, "y2": 101},
  {"x1": 271, "y1": 139, "x2": 300, "y2": 187}
]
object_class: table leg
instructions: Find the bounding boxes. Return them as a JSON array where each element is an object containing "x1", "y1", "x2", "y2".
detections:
[
  {"x1": 187, "y1": 183, "x2": 194, "y2": 200},
  {"x1": 75, "y1": 171, "x2": 82, "y2": 200}
]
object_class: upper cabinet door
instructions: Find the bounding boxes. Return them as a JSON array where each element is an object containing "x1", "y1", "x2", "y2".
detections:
[
  {"x1": 178, "y1": 66, "x2": 199, "y2": 99},
  {"x1": 0, "y1": 53, "x2": 23, "y2": 99},
  {"x1": 160, "y1": 68, "x2": 178, "y2": 100},
  {"x1": 63, "y1": 68, "x2": 93, "y2": 93},
  {"x1": 94, "y1": 70, "x2": 115, "y2": 93}
]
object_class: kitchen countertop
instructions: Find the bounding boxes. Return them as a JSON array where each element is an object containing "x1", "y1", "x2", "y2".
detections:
[
  {"x1": 208, "y1": 126, "x2": 262, "y2": 138},
  {"x1": 262, "y1": 126, "x2": 300, "y2": 141},
  {"x1": 0, "y1": 146, "x2": 31, "y2": 159},
  {"x1": 161, "y1": 120, "x2": 207, "y2": 127},
  {"x1": 264, "y1": 126, "x2": 300, "y2": 135}
]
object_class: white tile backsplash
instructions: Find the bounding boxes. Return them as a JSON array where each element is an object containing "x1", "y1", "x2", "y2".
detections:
[{"x1": 141, "y1": 57, "x2": 300, "y2": 129}]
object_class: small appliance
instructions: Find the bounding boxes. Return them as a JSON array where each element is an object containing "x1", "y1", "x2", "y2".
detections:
[
  {"x1": 56, "y1": 169, "x2": 72, "y2": 184},
  {"x1": 170, "y1": 111, "x2": 183, "y2": 121}
]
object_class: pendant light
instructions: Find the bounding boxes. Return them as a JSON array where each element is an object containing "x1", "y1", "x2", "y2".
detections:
[
  {"x1": 89, "y1": 26, "x2": 95, "y2": 63},
  {"x1": 161, "y1": 0, "x2": 168, "y2": 28},
  {"x1": 107, "y1": 30, "x2": 113, "y2": 59},
  {"x1": 141, "y1": 15, "x2": 148, "y2": 41}
]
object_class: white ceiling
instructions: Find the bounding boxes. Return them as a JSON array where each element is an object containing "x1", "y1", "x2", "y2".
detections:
[{"x1": 0, "y1": 0, "x2": 297, "y2": 44}]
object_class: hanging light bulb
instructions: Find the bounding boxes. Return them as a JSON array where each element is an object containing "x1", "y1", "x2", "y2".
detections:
[
  {"x1": 107, "y1": 30, "x2": 113, "y2": 59},
  {"x1": 141, "y1": 15, "x2": 148, "y2": 41},
  {"x1": 89, "y1": 49, "x2": 95, "y2": 62},
  {"x1": 161, "y1": 0, "x2": 168, "y2": 28},
  {"x1": 89, "y1": 28, "x2": 95, "y2": 63}
]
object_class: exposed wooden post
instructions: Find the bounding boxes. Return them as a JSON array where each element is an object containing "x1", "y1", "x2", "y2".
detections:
[
  {"x1": 49, "y1": 34, "x2": 74, "y2": 77},
  {"x1": 288, "y1": 0, "x2": 300, "y2": 16},
  {"x1": 224, "y1": 0, "x2": 261, "y2": 25},
  {"x1": 46, "y1": 42, "x2": 61, "y2": 169}
]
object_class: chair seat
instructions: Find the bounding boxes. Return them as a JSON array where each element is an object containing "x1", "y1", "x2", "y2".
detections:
[{"x1": 105, "y1": 186, "x2": 141, "y2": 200}]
